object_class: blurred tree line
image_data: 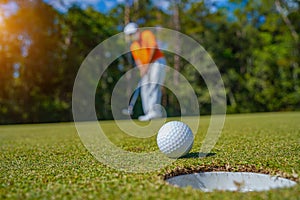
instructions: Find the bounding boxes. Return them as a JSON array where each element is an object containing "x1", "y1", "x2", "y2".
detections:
[{"x1": 0, "y1": 0, "x2": 299, "y2": 124}]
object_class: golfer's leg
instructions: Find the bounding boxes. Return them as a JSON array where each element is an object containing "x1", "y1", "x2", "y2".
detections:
[{"x1": 147, "y1": 59, "x2": 166, "y2": 114}]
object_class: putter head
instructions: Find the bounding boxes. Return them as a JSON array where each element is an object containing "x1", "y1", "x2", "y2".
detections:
[{"x1": 122, "y1": 106, "x2": 133, "y2": 115}]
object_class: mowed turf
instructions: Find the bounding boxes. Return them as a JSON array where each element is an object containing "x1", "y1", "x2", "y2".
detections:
[{"x1": 0, "y1": 112, "x2": 299, "y2": 199}]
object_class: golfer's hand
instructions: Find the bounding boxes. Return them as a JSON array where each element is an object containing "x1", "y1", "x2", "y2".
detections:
[
  {"x1": 139, "y1": 64, "x2": 149, "y2": 77},
  {"x1": 139, "y1": 66, "x2": 147, "y2": 77}
]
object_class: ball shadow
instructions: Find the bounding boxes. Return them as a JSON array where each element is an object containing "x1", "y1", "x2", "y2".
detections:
[{"x1": 179, "y1": 152, "x2": 216, "y2": 159}]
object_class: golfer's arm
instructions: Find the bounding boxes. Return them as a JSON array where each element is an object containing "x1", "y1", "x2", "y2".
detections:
[
  {"x1": 135, "y1": 60, "x2": 146, "y2": 77},
  {"x1": 140, "y1": 48, "x2": 155, "y2": 77},
  {"x1": 139, "y1": 65, "x2": 148, "y2": 77},
  {"x1": 148, "y1": 48, "x2": 156, "y2": 63}
]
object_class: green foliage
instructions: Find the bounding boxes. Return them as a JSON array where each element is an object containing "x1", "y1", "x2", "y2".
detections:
[
  {"x1": 0, "y1": 0, "x2": 65, "y2": 123},
  {"x1": 60, "y1": 6, "x2": 117, "y2": 120},
  {"x1": 0, "y1": 1, "x2": 116, "y2": 123},
  {"x1": 0, "y1": 0, "x2": 299, "y2": 123}
]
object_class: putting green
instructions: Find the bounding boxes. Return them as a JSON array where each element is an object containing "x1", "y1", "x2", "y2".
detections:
[{"x1": 0, "y1": 112, "x2": 299, "y2": 199}]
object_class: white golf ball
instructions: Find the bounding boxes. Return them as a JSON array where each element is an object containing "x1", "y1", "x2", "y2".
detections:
[{"x1": 157, "y1": 121, "x2": 194, "y2": 158}]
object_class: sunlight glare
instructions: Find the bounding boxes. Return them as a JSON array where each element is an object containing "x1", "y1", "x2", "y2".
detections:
[{"x1": 0, "y1": 10, "x2": 3, "y2": 26}]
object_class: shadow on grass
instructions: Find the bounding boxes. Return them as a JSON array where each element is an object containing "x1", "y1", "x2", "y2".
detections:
[{"x1": 180, "y1": 152, "x2": 216, "y2": 159}]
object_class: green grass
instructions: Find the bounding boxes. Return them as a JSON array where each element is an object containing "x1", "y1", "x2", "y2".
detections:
[{"x1": 1, "y1": 112, "x2": 299, "y2": 199}]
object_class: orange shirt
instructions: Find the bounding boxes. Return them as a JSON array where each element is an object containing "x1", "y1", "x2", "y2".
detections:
[{"x1": 130, "y1": 30, "x2": 164, "y2": 65}]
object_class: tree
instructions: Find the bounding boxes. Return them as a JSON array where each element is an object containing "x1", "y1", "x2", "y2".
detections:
[
  {"x1": 0, "y1": 0, "x2": 65, "y2": 123},
  {"x1": 61, "y1": 6, "x2": 118, "y2": 120}
]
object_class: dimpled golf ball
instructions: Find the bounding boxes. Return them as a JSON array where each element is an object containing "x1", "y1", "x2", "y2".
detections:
[{"x1": 157, "y1": 121, "x2": 194, "y2": 158}]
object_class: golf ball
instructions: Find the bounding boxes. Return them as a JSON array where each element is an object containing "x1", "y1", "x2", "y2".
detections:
[{"x1": 157, "y1": 121, "x2": 194, "y2": 158}]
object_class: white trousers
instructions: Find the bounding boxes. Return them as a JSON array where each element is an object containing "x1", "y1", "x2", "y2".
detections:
[{"x1": 140, "y1": 58, "x2": 166, "y2": 115}]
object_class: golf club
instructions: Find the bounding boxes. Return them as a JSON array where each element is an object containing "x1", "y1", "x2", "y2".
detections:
[
  {"x1": 122, "y1": 80, "x2": 141, "y2": 115},
  {"x1": 122, "y1": 51, "x2": 140, "y2": 116}
]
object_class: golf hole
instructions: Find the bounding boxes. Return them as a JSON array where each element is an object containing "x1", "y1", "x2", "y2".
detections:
[{"x1": 166, "y1": 172, "x2": 297, "y2": 192}]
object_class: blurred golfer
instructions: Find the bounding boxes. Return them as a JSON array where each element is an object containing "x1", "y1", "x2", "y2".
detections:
[{"x1": 124, "y1": 22, "x2": 166, "y2": 121}]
